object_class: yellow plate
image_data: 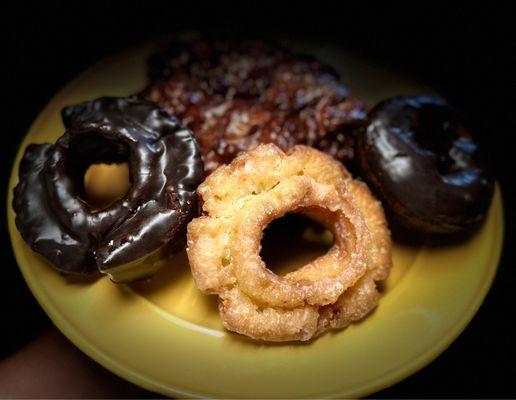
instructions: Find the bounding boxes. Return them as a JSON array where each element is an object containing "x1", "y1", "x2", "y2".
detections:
[{"x1": 7, "y1": 40, "x2": 504, "y2": 398}]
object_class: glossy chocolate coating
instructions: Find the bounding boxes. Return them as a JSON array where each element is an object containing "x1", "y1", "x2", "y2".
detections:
[
  {"x1": 13, "y1": 97, "x2": 204, "y2": 279},
  {"x1": 142, "y1": 39, "x2": 366, "y2": 173},
  {"x1": 357, "y1": 96, "x2": 494, "y2": 235}
]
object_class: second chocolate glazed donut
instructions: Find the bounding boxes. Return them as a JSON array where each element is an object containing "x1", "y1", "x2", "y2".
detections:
[
  {"x1": 13, "y1": 97, "x2": 204, "y2": 282},
  {"x1": 356, "y1": 96, "x2": 494, "y2": 235}
]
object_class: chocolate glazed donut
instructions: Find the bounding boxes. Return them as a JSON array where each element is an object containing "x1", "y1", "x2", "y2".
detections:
[
  {"x1": 357, "y1": 96, "x2": 494, "y2": 235},
  {"x1": 13, "y1": 97, "x2": 204, "y2": 282}
]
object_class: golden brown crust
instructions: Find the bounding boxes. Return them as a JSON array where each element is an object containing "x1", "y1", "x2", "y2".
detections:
[
  {"x1": 345, "y1": 180, "x2": 392, "y2": 281},
  {"x1": 187, "y1": 144, "x2": 392, "y2": 341}
]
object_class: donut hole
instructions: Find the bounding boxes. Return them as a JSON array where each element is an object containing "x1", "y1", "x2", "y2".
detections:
[
  {"x1": 411, "y1": 106, "x2": 474, "y2": 175},
  {"x1": 84, "y1": 163, "x2": 130, "y2": 210},
  {"x1": 67, "y1": 133, "x2": 131, "y2": 210},
  {"x1": 260, "y1": 213, "x2": 333, "y2": 276}
]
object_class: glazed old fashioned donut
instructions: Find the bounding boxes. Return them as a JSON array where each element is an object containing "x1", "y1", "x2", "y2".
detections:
[
  {"x1": 187, "y1": 144, "x2": 392, "y2": 341},
  {"x1": 357, "y1": 96, "x2": 494, "y2": 235},
  {"x1": 12, "y1": 96, "x2": 204, "y2": 282}
]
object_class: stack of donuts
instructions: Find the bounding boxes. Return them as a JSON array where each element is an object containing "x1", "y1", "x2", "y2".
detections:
[{"x1": 12, "y1": 38, "x2": 494, "y2": 342}]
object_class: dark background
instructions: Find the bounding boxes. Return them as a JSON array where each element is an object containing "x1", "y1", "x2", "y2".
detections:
[{"x1": 3, "y1": 2, "x2": 515, "y2": 398}]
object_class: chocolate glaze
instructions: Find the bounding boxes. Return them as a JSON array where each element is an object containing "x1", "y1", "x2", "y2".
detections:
[
  {"x1": 357, "y1": 96, "x2": 494, "y2": 235},
  {"x1": 13, "y1": 97, "x2": 204, "y2": 277}
]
